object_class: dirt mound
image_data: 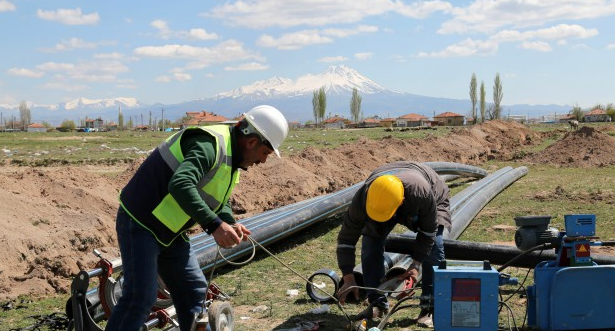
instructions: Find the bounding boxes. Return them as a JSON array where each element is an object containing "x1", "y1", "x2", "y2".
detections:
[
  {"x1": 525, "y1": 126, "x2": 615, "y2": 167},
  {"x1": 0, "y1": 120, "x2": 568, "y2": 300}
]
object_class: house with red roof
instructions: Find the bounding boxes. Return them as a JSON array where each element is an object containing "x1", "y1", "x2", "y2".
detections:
[
  {"x1": 434, "y1": 112, "x2": 465, "y2": 126},
  {"x1": 184, "y1": 111, "x2": 230, "y2": 127},
  {"x1": 584, "y1": 108, "x2": 610, "y2": 122},
  {"x1": 323, "y1": 115, "x2": 348, "y2": 129},
  {"x1": 27, "y1": 123, "x2": 47, "y2": 132},
  {"x1": 396, "y1": 113, "x2": 429, "y2": 127}
]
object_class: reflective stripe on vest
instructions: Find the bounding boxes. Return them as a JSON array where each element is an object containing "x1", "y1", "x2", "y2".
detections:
[{"x1": 153, "y1": 125, "x2": 239, "y2": 233}]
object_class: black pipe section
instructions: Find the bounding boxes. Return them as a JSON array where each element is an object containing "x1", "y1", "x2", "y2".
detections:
[
  {"x1": 449, "y1": 166, "x2": 528, "y2": 240},
  {"x1": 385, "y1": 235, "x2": 615, "y2": 268},
  {"x1": 188, "y1": 162, "x2": 488, "y2": 273}
]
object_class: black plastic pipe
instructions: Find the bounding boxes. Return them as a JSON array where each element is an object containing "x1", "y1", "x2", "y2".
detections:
[{"x1": 385, "y1": 235, "x2": 615, "y2": 267}]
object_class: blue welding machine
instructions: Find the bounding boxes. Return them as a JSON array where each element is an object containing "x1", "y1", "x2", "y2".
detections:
[
  {"x1": 433, "y1": 260, "x2": 500, "y2": 331},
  {"x1": 526, "y1": 214, "x2": 615, "y2": 330}
]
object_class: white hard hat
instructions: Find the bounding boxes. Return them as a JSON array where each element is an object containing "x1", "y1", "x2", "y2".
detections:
[{"x1": 243, "y1": 105, "x2": 289, "y2": 157}]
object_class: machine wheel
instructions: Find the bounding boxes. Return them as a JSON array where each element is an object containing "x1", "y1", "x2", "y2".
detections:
[{"x1": 208, "y1": 301, "x2": 234, "y2": 331}]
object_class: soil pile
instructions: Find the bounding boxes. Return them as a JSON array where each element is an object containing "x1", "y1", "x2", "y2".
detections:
[
  {"x1": 525, "y1": 126, "x2": 615, "y2": 167},
  {"x1": 0, "y1": 120, "x2": 610, "y2": 300}
]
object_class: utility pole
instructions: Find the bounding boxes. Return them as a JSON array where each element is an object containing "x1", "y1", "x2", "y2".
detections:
[
  {"x1": 149, "y1": 111, "x2": 152, "y2": 130},
  {"x1": 161, "y1": 107, "x2": 165, "y2": 131}
]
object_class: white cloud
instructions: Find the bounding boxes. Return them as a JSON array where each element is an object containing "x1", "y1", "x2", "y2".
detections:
[
  {"x1": 173, "y1": 72, "x2": 192, "y2": 81},
  {"x1": 151, "y1": 20, "x2": 172, "y2": 39},
  {"x1": 607, "y1": 44, "x2": 615, "y2": 49},
  {"x1": 7, "y1": 68, "x2": 45, "y2": 78},
  {"x1": 206, "y1": 0, "x2": 450, "y2": 28},
  {"x1": 257, "y1": 24, "x2": 377, "y2": 50},
  {"x1": 423, "y1": 23, "x2": 596, "y2": 58},
  {"x1": 439, "y1": 0, "x2": 615, "y2": 34},
  {"x1": 180, "y1": 29, "x2": 219, "y2": 41},
  {"x1": 41, "y1": 37, "x2": 97, "y2": 52},
  {"x1": 318, "y1": 56, "x2": 347, "y2": 62},
  {"x1": 322, "y1": 25, "x2": 378, "y2": 38},
  {"x1": 151, "y1": 20, "x2": 218, "y2": 40},
  {"x1": 417, "y1": 38, "x2": 498, "y2": 57},
  {"x1": 520, "y1": 41, "x2": 552, "y2": 52},
  {"x1": 494, "y1": 24, "x2": 598, "y2": 42},
  {"x1": 34, "y1": 60, "x2": 128, "y2": 83},
  {"x1": 41, "y1": 82, "x2": 88, "y2": 91},
  {"x1": 0, "y1": 0, "x2": 16, "y2": 12},
  {"x1": 94, "y1": 53, "x2": 125, "y2": 60},
  {"x1": 224, "y1": 62, "x2": 269, "y2": 71},
  {"x1": 134, "y1": 40, "x2": 263, "y2": 71},
  {"x1": 257, "y1": 30, "x2": 333, "y2": 50},
  {"x1": 36, "y1": 62, "x2": 75, "y2": 71},
  {"x1": 37, "y1": 8, "x2": 99, "y2": 25},
  {"x1": 155, "y1": 71, "x2": 192, "y2": 82},
  {"x1": 355, "y1": 52, "x2": 373, "y2": 60}
]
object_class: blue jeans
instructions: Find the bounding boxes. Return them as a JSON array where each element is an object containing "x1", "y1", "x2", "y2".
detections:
[
  {"x1": 105, "y1": 208, "x2": 210, "y2": 331},
  {"x1": 361, "y1": 226, "x2": 445, "y2": 308}
]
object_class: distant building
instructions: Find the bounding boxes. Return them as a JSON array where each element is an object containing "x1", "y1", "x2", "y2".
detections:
[
  {"x1": 505, "y1": 115, "x2": 528, "y2": 123},
  {"x1": 584, "y1": 108, "x2": 609, "y2": 122},
  {"x1": 359, "y1": 117, "x2": 381, "y2": 128},
  {"x1": 184, "y1": 111, "x2": 229, "y2": 127},
  {"x1": 323, "y1": 116, "x2": 348, "y2": 129},
  {"x1": 27, "y1": 123, "x2": 47, "y2": 133},
  {"x1": 558, "y1": 114, "x2": 575, "y2": 123},
  {"x1": 379, "y1": 118, "x2": 396, "y2": 127},
  {"x1": 85, "y1": 118, "x2": 104, "y2": 131},
  {"x1": 434, "y1": 112, "x2": 465, "y2": 126},
  {"x1": 396, "y1": 113, "x2": 428, "y2": 127}
]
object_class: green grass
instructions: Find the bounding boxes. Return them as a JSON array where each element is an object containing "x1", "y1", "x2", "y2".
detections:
[
  {"x1": 2, "y1": 123, "x2": 615, "y2": 330},
  {"x1": 0, "y1": 126, "x2": 455, "y2": 166}
]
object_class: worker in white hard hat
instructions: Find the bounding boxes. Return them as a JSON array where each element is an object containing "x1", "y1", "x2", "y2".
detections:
[
  {"x1": 335, "y1": 161, "x2": 451, "y2": 328},
  {"x1": 106, "y1": 105, "x2": 289, "y2": 331}
]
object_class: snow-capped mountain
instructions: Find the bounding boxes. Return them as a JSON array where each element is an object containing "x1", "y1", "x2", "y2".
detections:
[
  {"x1": 1, "y1": 65, "x2": 572, "y2": 124},
  {"x1": 215, "y1": 65, "x2": 394, "y2": 100},
  {"x1": 61, "y1": 97, "x2": 144, "y2": 110}
]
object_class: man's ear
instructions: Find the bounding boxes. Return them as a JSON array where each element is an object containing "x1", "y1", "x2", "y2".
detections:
[{"x1": 245, "y1": 136, "x2": 260, "y2": 149}]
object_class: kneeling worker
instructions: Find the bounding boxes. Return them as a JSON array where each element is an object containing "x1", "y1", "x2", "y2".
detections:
[{"x1": 336, "y1": 161, "x2": 451, "y2": 328}]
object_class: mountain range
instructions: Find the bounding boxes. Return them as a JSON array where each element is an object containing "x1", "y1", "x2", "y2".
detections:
[{"x1": 0, "y1": 65, "x2": 572, "y2": 125}]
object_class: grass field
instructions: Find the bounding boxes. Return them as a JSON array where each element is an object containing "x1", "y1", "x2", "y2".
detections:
[{"x1": 1, "y1": 123, "x2": 614, "y2": 331}]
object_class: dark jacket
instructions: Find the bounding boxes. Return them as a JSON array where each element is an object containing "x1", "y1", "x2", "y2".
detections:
[{"x1": 336, "y1": 161, "x2": 451, "y2": 275}]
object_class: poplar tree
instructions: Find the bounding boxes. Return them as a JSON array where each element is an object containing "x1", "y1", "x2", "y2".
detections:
[
  {"x1": 480, "y1": 81, "x2": 486, "y2": 123},
  {"x1": 318, "y1": 86, "x2": 326, "y2": 123},
  {"x1": 493, "y1": 72, "x2": 503, "y2": 119},
  {"x1": 350, "y1": 87, "x2": 362, "y2": 124},
  {"x1": 469, "y1": 74, "x2": 477, "y2": 124}
]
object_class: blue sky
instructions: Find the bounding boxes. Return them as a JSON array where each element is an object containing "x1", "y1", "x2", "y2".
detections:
[{"x1": 1, "y1": 0, "x2": 614, "y2": 108}]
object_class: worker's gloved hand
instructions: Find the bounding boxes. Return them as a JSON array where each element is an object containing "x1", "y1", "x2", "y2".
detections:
[
  {"x1": 337, "y1": 274, "x2": 359, "y2": 305},
  {"x1": 212, "y1": 222, "x2": 242, "y2": 248},
  {"x1": 231, "y1": 223, "x2": 251, "y2": 242}
]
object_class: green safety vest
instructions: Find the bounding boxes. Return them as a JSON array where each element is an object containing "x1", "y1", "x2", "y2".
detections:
[{"x1": 152, "y1": 125, "x2": 240, "y2": 235}]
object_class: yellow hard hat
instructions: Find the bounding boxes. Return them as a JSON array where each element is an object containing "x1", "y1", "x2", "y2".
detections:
[{"x1": 366, "y1": 174, "x2": 404, "y2": 222}]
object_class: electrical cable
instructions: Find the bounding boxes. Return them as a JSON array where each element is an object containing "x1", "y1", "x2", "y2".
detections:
[
  {"x1": 499, "y1": 300, "x2": 520, "y2": 331},
  {"x1": 496, "y1": 243, "x2": 553, "y2": 273}
]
